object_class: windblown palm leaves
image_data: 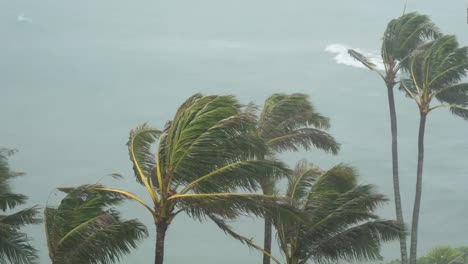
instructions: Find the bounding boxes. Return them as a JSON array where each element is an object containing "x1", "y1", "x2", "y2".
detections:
[
  {"x1": 45, "y1": 185, "x2": 148, "y2": 264},
  {"x1": 254, "y1": 93, "x2": 339, "y2": 264},
  {"x1": 349, "y1": 12, "x2": 440, "y2": 80},
  {"x1": 401, "y1": 35, "x2": 468, "y2": 117},
  {"x1": 399, "y1": 34, "x2": 468, "y2": 264},
  {"x1": 61, "y1": 94, "x2": 298, "y2": 264},
  {"x1": 0, "y1": 149, "x2": 40, "y2": 264},
  {"x1": 348, "y1": 13, "x2": 441, "y2": 264},
  {"x1": 275, "y1": 160, "x2": 403, "y2": 264}
]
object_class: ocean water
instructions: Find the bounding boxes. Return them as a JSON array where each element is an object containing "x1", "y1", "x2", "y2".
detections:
[{"x1": 1, "y1": 0, "x2": 468, "y2": 263}]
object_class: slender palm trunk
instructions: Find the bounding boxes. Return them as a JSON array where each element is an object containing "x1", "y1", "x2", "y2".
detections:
[
  {"x1": 262, "y1": 217, "x2": 272, "y2": 264},
  {"x1": 409, "y1": 111, "x2": 427, "y2": 264},
  {"x1": 387, "y1": 85, "x2": 408, "y2": 264},
  {"x1": 155, "y1": 223, "x2": 169, "y2": 264}
]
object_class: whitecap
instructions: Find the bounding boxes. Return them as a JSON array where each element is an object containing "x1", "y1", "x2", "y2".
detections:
[
  {"x1": 325, "y1": 43, "x2": 384, "y2": 70},
  {"x1": 17, "y1": 14, "x2": 32, "y2": 24}
]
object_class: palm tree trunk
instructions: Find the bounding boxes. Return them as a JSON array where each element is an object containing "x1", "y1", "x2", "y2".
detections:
[
  {"x1": 409, "y1": 111, "x2": 427, "y2": 264},
  {"x1": 155, "y1": 223, "x2": 168, "y2": 264},
  {"x1": 387, "y1": 86, "x2": 408, "y2": 264},
  {"x1": 262, "y1": 217, "x2": 272, "y2": 264}
]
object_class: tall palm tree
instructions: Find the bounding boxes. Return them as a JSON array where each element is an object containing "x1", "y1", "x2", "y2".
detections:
[
  {"x1": 45, "y1": 185, "x2": 148, "y2": 264},
  {"x1": 275, "y1": 160, "x2": 404, "y2": 264},
  {"x1": 254, "y1": 93, "x2": 340, "y2": 264},
  {"x1": 61, "y1": 94, "x2": 299, "y2": 264},
  {"x1": 0, "y1": 149, "x2": 41, "y2": 264},
  {"x1": 348, "y1": 13, "x2": 440, "y2": 264},
  {"x1": 399, "y1": 35, "x2": 468, "y2": 264}
]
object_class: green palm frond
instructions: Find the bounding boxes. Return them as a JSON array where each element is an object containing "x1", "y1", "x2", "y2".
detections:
[
  {"x1": 258, "y1": 93, "x2": 331, "y2": 140},
  {"x1": 171, "y1": 111, "x2": 268, "y2": 187},
  {"x1": 0, "y1": 193, "x2": 27, "y2": 212},
  {"x1": 305, "y1": 220, "x2": 403, "y2": 264},
  {"x1": 267, "y1": 128, "x2": 339, "y2": 154},
  {"x1": 275, "y1": 161, "x2": 403, "y2": 264},
  {"x1": 181, "y1": 159, "x2": 292, "y2": 194},
  {"x1": 0, "y1": 149, "x2": 39, "y2": 264},
  {"x1": 174, "y1": 193, "x2": 301, "y2": 226},
  {"x1": 208, "y1": 214, "x2": 282, "y2": 264},
  {"x1": 127, "y1": 124, "x2": 162, "y2": 188},
  {"x1": 286, "y1": 160, "x2": 322, "y2": 206},
  {"x1": 0, "y1": 228, "x2": 38, "y2": 264},
  {"x1": 383, "y1": 12, "x2": 441, "y2": 68},
  {"x1": 46, "y1": 186, "x2": 148, "y2": 264},
  {"x1": 0, "y1": 206, "x2": 41, "y2": 227},
  {"x1": 348, "y1": 50, "x2": 384, "y2": 78}
]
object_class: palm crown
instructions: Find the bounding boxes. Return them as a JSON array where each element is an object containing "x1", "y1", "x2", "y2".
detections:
[
  {"x1": 45, "y1": 186, "x2": 148, "y2": 264},
  {"x1": 276, "y1": 160, "x2": 403, "y2": 264},
  {"x1": 0, "y1": 149, "x2": 41, "y2": 264},
  {"x1": 401, "y1": 35, "x2": 468, "y2": 117}
]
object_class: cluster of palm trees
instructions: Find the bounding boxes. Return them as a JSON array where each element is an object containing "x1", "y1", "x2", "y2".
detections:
[
  {"x1": 349, "y1": 12, "x2": 468, "y2": 264},
  {"x1": 1, "y1": 11, "x2": 466, "y2": 264},
  {"x1": 1, "y1": 93, "x2": 403, "y2": 264}
]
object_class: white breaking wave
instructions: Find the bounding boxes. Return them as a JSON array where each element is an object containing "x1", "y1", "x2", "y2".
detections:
[
  {"x1": 325, "y1": 43, "x2": 384, "y2": 70},
  {"x1": 17, "y1": 14, "x2": 32, "y2": 24}
]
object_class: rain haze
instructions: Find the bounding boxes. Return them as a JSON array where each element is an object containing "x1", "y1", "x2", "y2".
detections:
[{"x1": 1, "y1": 0, "x2": 467, "y2": 263}]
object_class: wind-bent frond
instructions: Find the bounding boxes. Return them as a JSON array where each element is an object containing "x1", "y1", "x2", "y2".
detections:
[
  {"x1": 0, "y1": 193, "x2": 27, "y2": 212},
  {"x1": 258, "y1": 93, "x2": 331, "y2": 139},
  {"x1": 46, "y1": 187, "x2": 148, "y2": 264},
  {"x1": 127, "y1": 124, "x2": 161, "y2": 204},
  {"x1": 0, "y1": 206, "x2": 41, "y2": 227},
  {"x1": 173, "y1": 193, "x2": 301, "y2": 226},
  {"x1": 0, "y1": 229, "x2": 37, "y2": 264},
  {"x1": 306, "y1": 220, "x2": 403, "y2": 264},
  {"x1": 382, "y1": 12, "x2": 441, "y2": 69},
  {"x1": 432, "y1": 83, "x2": 468, "y2": 119},
  {"x1": 268, "y1": 128, "x2": 339, "y2": 154},
  {"x1": 167, "y1": 96, "x2": 268, "y2": 187},
  {"x1": 348, "y1": 50, "x2": 384, "y2": 78},
  {"x1": 274, "y1": 161, "x2": 402, "y2": 264},
  {"x1": 286, "y1": 160, "x2": 322, "y2": 206},
  {"x1": 0, "y1": 149, "x2": 39, "y2": 264},
  {"x1": 182, "y1": 160, "x2": 291, "y2": 194},
  {"x1": 209, "y1": 214, "x2": 282, "y2": 264}
]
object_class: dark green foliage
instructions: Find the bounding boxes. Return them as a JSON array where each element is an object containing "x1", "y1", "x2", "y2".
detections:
[
  {"x1": 276, "y1": 161, "x2": 404, "y2": 264},
  {"x1": 0, "y1": 149, "x2": 40, "y2": 264},
  {"x1": 45, "y1": 185, "x2": 148, "y2": 264}
]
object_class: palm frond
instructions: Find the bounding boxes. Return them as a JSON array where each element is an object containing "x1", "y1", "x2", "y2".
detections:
[
  {"x1": 383, "y1": 12, "x2": 441, "y2": 69},
  {"x1": 348, "y1": 49, "x2": 384, "y2": 77},
  {"x1": 0, "y1": 193, "x2": 27, "y2": 212},
  {"x1": 305, "y1": 220, "x2": 404, "y2": 264},
  {"x1": 286, "y1": 160, "x2": 323, "y2": 206},
  {"x1": 0, "y1": 229, "x2": 38, "y2": 264},
  {"x1": 46, "y1": 187, "x2": 148, "y2": 264},
  {"x1": 258, "y1": 93, "x2": 331, "y2": 139},
  {"x1": 173, "y1": 193, "x2": 301, "y2": 226},
  {"x1": 182, "y1": 159, "x2": 291, "y2": 194},
  {"x1": 0, "y1": 206, "x2": 41, "y2": 227},
  {"x1": 127, "y1": 124, "x2": 162, "y2": 193},
  {"x1": 208, "y1": 215, "x2": 282, "y2": 264},
  {"x1": 268, "y1": 128, "x2": 339, "y2": 154}
]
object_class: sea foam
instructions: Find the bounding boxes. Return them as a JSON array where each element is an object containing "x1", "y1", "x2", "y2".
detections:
[{"x1": 325, "y1": 43, "x2": 384, "y2": 70}]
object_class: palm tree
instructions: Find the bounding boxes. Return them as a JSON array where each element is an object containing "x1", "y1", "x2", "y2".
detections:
[
  {"x1": 45, "y1": 185, "x2": 148, "y2": 264},
  {"x1": 0, "y1": 148, "x2": 41, "y2": 264},
  {"x1": 275, "y1": 160, "x2": 404, "y2": 264},
  {"x1": 399, "y1": 35, "x2": 468, "y2": 264},
  {"x1": 61, "y1": 94, "x2": 298, "y2": 264},
  {"x1": 348, "y1": 13, "x2": 440, "y2": 264},
  {"x1": 254, "y1": 93, "x2": 340, "y2": 264}
]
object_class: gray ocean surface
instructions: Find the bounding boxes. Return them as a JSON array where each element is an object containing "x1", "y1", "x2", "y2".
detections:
[{"x1": 1, "y1": 0, "x2": 468, "y2": 263}]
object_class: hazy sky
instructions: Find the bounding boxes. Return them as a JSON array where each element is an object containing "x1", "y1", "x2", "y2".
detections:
[{"x1": 1, "y1": 1, "x2": 468, "y2": 263}]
